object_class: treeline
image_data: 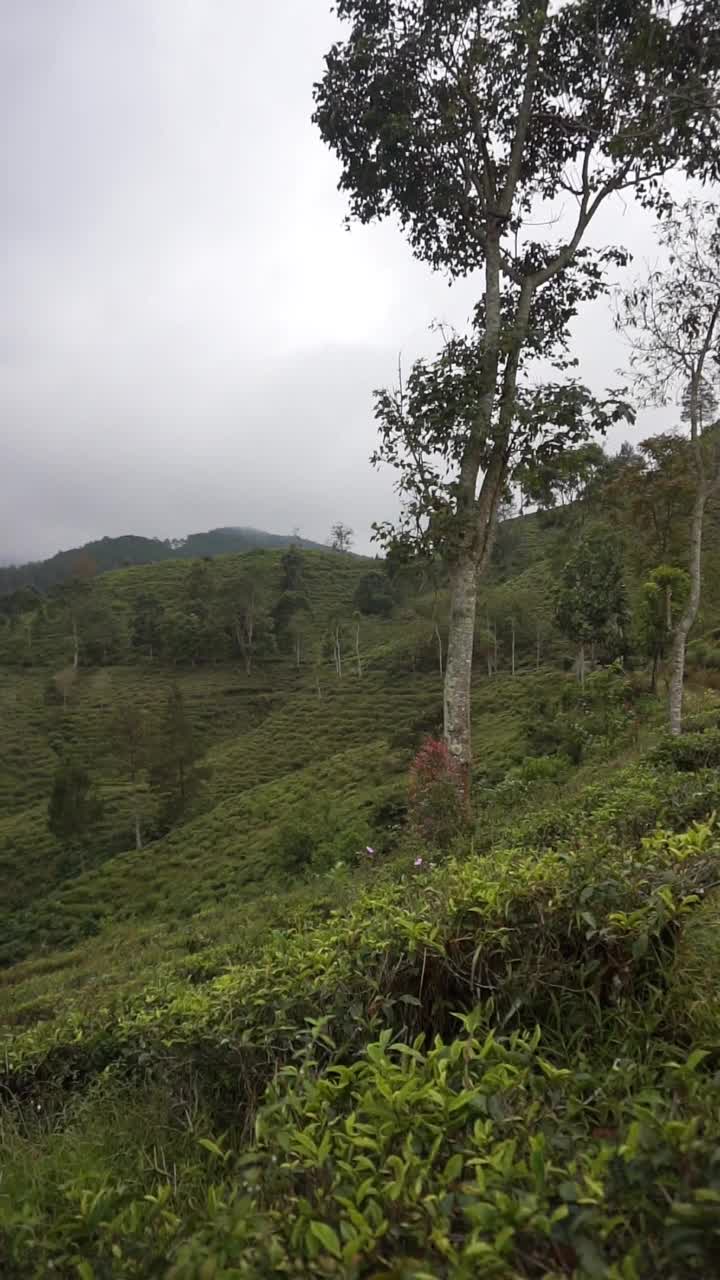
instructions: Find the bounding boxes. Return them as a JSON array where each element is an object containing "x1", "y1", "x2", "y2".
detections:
[
  {"x1": 2, "y1": 429, "x2": 719, "y2": 694},
  {"x1": 392, "y1": 426, "x2": 720, "y2": 687},
  {"x1": 0, "y1": 547, "x2": 398, "y2": 678}
]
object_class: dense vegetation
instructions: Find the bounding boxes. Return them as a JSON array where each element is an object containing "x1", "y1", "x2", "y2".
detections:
[
  {"x1": 2, "y1": 466, "x2": 720, "y2": 1274},
  {"x1": 4, "y1": 1, "x2": 720, "y2": 1274}
]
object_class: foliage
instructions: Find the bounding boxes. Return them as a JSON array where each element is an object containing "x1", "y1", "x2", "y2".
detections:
[
  {"x1": 408, "y1": 736, "x2": 465, "y2": 848},
  {"x1": 4, "y1": 774, "x2": 720, "y2": 1274},
  {"x1": 638, "y1": 565, "x2": 692, "y2": 680},
  {"x1": 280, "y1": 545, "x2": 305, "y2": 592},
  {"x1": 47, "y1": 760, "x2": 103, "y2": 847},
  {"x1": 602, "y1": 435, "x2": 697, "y2": 571},
  {"x1": 523, "y1": 662, "x2": 635, "y2": 764},
  {"x1": 516, "y1": 440, "x2": 609, "y2": 514},
  {"x1": 555, "y1": 528, "x2": 629, "y2": 667},
  {"x1": 330, "y1": 522, "x2": 354, "y2": 553},
  {"x1": 354, "y1": 569, "x2": 394, "y2": 617},
  {"x1": 131, "y1": 591, "x2": 165, "y2": 658},
  {"x1": 5, "y1": 535, "x2": 720, "y2": 1274},
  {"x1": 149, "y1": 685, "x2": 207, "y2": 830}
]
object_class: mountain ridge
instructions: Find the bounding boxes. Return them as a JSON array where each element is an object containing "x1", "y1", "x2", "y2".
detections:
[{"x1": 0, "y1": 525, "x2": 332, "y2": 596}]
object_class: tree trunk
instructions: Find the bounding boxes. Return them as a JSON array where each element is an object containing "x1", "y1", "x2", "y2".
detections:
[
  {"x1": 434, "y1": 622, "x2": 444, "y2": 676},
  {"x1": 669, "y1": 484, "x2": 707, "y2": 735},
  {"x1": 578, "y1": 642, "x2": 586, "y2": 689},
  {"x1": 650, "y1": 652, "x2": 658, "y2": 695},
  {"x1": 443, "y1": 557, "x2": 478, "y2": 795},
  {"x1": 510, "y1": 617, "x2": 516, "y2": 677},
  {"x1": 134, "y1": 810, "x2": 143, "y2": 851}
]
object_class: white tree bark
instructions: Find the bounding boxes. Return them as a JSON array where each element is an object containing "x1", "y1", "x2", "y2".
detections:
[
  {"x1": 669, "y1": 484, "x2": 707, "y2": 735},
  {"x1": 443, "y1": 558, "x2": 478, "y2": 787},
  {"x1": 434, "y1": 622, "x2": 444, "y2": 676}
]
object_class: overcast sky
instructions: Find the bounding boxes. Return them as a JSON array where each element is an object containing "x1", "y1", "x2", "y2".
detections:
[{"x1": 2, "y1": 1, "x2": 682, "y2": 563}]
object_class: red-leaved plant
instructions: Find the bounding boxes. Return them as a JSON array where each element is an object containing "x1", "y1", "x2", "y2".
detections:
[{"x1": 408, "y1": 737, "x2": 465, "y2": 849}]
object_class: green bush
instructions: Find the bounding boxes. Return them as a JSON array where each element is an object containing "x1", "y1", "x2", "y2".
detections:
[{"x1": 650, "y1": 728, "x2": 720, "y2": 772}]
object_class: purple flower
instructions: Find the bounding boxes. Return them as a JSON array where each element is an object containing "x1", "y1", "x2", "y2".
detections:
[
  {"x1": 366, "y1": 846, "x2": 375, "y2": 855},
  {"x1": 414, "y1": 856, "x2": 423, "y2": 868}
]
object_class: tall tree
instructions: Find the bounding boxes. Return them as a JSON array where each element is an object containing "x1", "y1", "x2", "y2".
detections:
[
  {"x1": 515, "y1": 441, "x2": 609, "y2": 515},
  {"x1": 53, "y1": 665, "x2": 77, "y2": 713},
  {"x1": 280, "y1": 545, "x2": 305, "y2": 591},
  {"x1": 149, "y1": 685, "x2": 206, "y2": 830},
  {"x1": 132, "y1": 593, "x2": 165, "y2": 659},
  {"x1": 555, "y1": 528, "x2": 628, "y2": 686},
  {"x1": 618, "y1": 201, "x2": 720, "y2": 733},
  {"x1": 54, "y1": 560, "x2": 95, "y2": 669},
  {"x1": 227, "y1": 567, "x2": 275, "y2": 674},
  {"x1": 601, "y1": 434, "x2": 697, "y2": 570},
  {"x1": 330, "y1": 522, "x2": 354, "y2": 553},
  {"x1": 314, "y1": 0, "x2": 720, "y2": 791},
  {"x1": 638, "y1": 565, "x2": 691, "y2": 694},
  {"x1": 354, "y1": 570, "x2": 395, "y2": 617}
]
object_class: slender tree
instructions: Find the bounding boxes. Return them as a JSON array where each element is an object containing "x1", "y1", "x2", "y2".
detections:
[
  {"x1": 229, "y1": 567, "x2": 274, "y2": 674},
  {"x1": 149, "y1": 685, "x2": 207, "y2": 830},
  {"x1": 638, "y1": 565, "x2": 691, "y2": 694},
  {"x1": 280, "y1": 545, "x2": 305, "y2": 591},
  {"x1": 132, "y1": 593, "x2": 165, "y2": 659},
  {"x1": 315, "y1": 0, "x2": 720, "y2": 792},
  {"x1": 618, "y1": 202, "x2": 720, "y2": 733},
  {"x1": 330, "y1": 522, "x2": 355, "y2": 553},
  {"x1": 352, "y1": 610, "x2": 363, "y2": 677},
  {"x1": 53, "y1": 665, "x2": 77, "y2": 713},
  {"x1": 555, "y1": 529, "x2": 628, "y2": 686},
  {"x1": 112, "y1": 702, "x2": 152, "y2": 850}
]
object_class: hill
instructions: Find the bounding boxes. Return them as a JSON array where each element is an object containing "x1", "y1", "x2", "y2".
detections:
[
  {"x1": 0, "y1": 525, "x2": 330, "y2": 597},
  {"x1": 2, "y1": 529, "x2": 720, "y2": 1276}
]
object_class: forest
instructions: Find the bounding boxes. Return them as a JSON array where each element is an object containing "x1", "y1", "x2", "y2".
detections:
[{"x1": 3, "y1": 2, "x2": 720, "y2": 1277}]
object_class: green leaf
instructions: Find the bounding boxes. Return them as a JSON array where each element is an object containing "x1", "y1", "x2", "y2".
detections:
[
  {"x1": 309, "y1": 1221, "x2": 341, "y2": 1258},
  {"x1": 198, "y1": 1137, "x2": 226, "y2": 1160},
  {"x1": 444, "y1": 1153, "x2": 464, "y2": 1182},
  {"x1": 686, "y1": 1048, "x2": 710, "y2": 1071}
]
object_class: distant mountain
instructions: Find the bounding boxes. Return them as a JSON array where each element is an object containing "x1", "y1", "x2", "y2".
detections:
[{"x1": 0, "y1": 527, "x2": 328, "y2": 596}]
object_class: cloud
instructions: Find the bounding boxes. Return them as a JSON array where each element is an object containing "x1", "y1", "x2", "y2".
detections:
[{"x1": 1, "y1": 0, "x2": 684, "y2": 563}]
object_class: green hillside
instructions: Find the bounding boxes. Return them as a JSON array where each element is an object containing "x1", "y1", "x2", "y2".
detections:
[
  {"x1": 0, "y1": 526, "x2": 329, "y2": 597},
  {"x1": 2, "y1": 531, "x2": 720, "y2": 1277}
]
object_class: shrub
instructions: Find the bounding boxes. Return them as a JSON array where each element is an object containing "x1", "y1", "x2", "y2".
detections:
[
  {"x1": 271, "y1": 820, "x2": 317, "y2": 872},
  {"x1": 408, "y1": 737, "x2": 465, "y2": 848},
  {"x1": 651, "y1": 729, "x2": 720, "y2": 772},
  {"x1": 353, "y1": 570, "x2": 395, "y2": 617}
]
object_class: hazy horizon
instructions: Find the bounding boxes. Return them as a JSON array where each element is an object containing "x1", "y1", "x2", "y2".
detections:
[{"x1": 3, "y1": 1, "x2": 683, "y2": 564}]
